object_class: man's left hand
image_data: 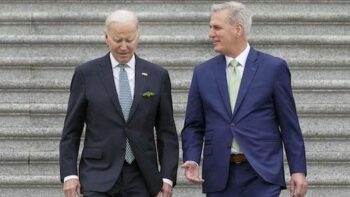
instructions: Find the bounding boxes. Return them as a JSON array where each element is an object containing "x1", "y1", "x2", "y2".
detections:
[
  {"x1": 156, "y1": 182, "x2": 172, "y2": 197},
  {"x1": 290, "y1": 173, "x2": 308, "y2": 197}
]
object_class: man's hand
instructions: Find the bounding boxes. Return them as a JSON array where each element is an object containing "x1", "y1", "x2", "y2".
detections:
[
  {"x1": 63, "y1": 179, "x2": 82, "y2": 197},
  {"x1": 290, "y1": 173, "x2": 307, "y2": 197},
  {"x1": 181, "y1": 161, "x2": 204, "y2": 184},
  {"x1": 156, "y1": 182, "x2": 173, "y2": 197}
]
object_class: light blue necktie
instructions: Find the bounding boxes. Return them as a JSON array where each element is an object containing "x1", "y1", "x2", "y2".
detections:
[
  {"x1": 228, "y1": 59, "x2": 242, "y2": 153},
  {"x1": 118, "y1": 64, "x2": 135, "y2": 163}
]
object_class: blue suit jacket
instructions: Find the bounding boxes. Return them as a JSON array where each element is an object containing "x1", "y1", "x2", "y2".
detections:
[{"x1": 181, "y1": 47, "x2": 307, "y2": 193}]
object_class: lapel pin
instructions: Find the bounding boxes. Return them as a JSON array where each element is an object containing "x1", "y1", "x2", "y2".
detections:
[{"x1": 142, "y1": 72, "x2": 148, "y2": 76}]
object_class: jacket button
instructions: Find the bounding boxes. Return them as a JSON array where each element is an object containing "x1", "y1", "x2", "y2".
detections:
[{"x1": 230, "y1": 123, "x2": 235, "y2": 127}]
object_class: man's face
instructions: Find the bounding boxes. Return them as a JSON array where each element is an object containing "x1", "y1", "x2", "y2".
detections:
[
  {"x1": 105, "y1": 22, "x2": 139, "y2": 64},
  {"x1": 208, "y1": 10, "x2": 240, "y2": 56}
]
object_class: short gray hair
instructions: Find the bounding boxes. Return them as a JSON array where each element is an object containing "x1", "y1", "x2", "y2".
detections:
[
  {"x1": 105, "y1": 9, "x2": 139, "y2": 31},
  {"x1": 212, "y1": 1, "x2": 252, "y2": 37}
]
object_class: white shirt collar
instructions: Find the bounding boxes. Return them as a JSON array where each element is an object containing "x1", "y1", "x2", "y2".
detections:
[
  {"x1": 225, "y1": 43, "x2": 250, "y2": 68},
  {"x1": 110, "y1": 53, "x2": 136, "y2": 71}
]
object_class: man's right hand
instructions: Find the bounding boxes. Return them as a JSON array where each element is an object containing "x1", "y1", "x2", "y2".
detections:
[
  {"x1": 181, "y1": 161, "x2": 205, "y2": 184},
  {"x1": 63, "y1": 179, "x2": 82, "y2": 197}
]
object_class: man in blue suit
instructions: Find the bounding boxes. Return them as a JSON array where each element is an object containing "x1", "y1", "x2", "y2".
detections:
[
  {"x1": 181, "y1": 1, "x2": 307, "y2": 196},
  {"x1": 60, "y1": 10, "x2": 178, "y2": 197}
]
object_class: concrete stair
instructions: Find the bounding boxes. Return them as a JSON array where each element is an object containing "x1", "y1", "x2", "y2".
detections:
[
  {"x1": 0, "y1": 0, "x2": 349, "y2": 196},
  {"x1": 1, "y1": 35, "x2": 349, "y2": 60}
]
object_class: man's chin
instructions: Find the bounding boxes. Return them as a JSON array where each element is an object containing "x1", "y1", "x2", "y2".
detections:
[
  {"x1": 213, "y1": 47, "x2": 222, "y2": 53},
  {"x1": 116, "y1": 56, "x2": 131, "y2": 63}
]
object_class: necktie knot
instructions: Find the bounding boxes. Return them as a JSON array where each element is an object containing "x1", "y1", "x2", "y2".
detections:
[
  {"x1": 229, "y1": 59, "x2": 240, "y2": 68},
  {"x1": 118, "y1": 64, "x2": 127, "y2": 71}
]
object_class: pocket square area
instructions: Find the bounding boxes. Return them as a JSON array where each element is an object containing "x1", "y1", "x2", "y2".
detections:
[{"x1": 142, "y1": 91, "x2": 155, "y2": 98}]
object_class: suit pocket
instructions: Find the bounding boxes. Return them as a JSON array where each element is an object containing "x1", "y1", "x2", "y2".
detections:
[{"x1": 82, "y1": 148, "x2": 103, "y2": 159}]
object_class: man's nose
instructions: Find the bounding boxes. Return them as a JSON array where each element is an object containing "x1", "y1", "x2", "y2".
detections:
[
  {"x1": 120, "y1": 41, "x2": 128, "y2": 50},
  {"x1": 208, "y1": 28, "x2": 214, "y2": 38}
]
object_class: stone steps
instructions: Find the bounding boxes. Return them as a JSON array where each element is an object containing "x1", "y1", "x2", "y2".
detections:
[
  {"x1": 0, "y1": 0, "x2": 349, "y2": 196},
  {"x1": 0, "y1": 11, "x2": 348, "y2": 36},
  {"x1": 1, "y1": 57, "x2": 349, "y2": 81},
  {"x1": 1, "y1": 35, "x2": 349, "y2": 59},
  {"x1": 1, "y1": 126, "x2": 349, "y2": 140},
  {"x1": 3, "y1": 125, "x2": 348, "y2": 138},
  {"x1": 0, "y1": 126, "x2": 349, "y2": 151},
  {"x1": 0, "y1": 158, "x2": 350, "y2": 197},
  {"x1": 1, "y1": 0, "x2": 348, "y2": 57},
  {"x1": 0, "y1": 136, "x2": 348, "y2": 157},
  {"x1": 0, "y1": 175, "x2": 349, "y2": 197},
  {"x1": 1, "y1": 79, "x2": 350, "y2": 105},
  {"x1": 0, "y1": 0, "x2": 348, "y2": 14},
  {"x1": 1, "y1": 151, "x2": 350, "y2": 179},
  {"x1": 0, "y1": 103, "x2": 349, "y2": 132}
]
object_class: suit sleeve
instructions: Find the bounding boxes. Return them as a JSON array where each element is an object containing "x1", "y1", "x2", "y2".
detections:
[
  {"x1": 273, "y1": 61, "x2": 307, "y2": 175},
  {"x1": 181, "y1": 67, "x2": 205, "y2": 165},
  {"x1": 155, "y1": 70, "x2": 179, "y2": 185},
  {"x1": 59, "y1": 67, "x2": 87, "y2": 182}
]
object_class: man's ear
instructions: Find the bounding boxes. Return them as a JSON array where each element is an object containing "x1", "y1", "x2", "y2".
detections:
[
  {"x1": 136, "y1": 31, "x2": 140, "y2": 40},
  {"x1": 236, "y1": 24, "x2": 245, "y2": 38},
  {"x1": 104, "y1": 32, "x2": 109, "y2": 45},
  {"x1": 232, "y1": 23, "x2": 244, "y2": 39}
]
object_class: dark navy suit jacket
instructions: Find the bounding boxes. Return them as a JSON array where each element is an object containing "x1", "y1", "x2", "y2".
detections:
[
  {"x1": 181, "y1": 47, "x2": 306, "y2": 193},
  {"x1": 60, "y1": 53, "x2": 179, "y2": 195}
]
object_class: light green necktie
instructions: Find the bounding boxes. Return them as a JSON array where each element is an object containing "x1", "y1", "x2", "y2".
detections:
[{"x1": 228, "y1": 59, "x2": 242, "y2": 153}]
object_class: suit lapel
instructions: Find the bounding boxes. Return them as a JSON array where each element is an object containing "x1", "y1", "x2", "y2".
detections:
[
  {"x1": 212, "y1": 55, "x2": 232, "y2": 118},
  {"x1": 233, "y1": 47, "x2": 259, "y2": 117},
  {"x1": 98, "y1": 53, "x2": 125, "y2": 119},
  {"x1": 127, "y1": 55, "x2": 147, "y2": 122}
]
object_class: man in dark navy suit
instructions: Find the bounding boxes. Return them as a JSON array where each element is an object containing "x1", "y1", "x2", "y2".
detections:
[
  {"x1": 60, "y1": 9, "x2": 179, "y2": 197},
  {"x1": 181, "y1": 1, "x2": 307, "y2": 197}
]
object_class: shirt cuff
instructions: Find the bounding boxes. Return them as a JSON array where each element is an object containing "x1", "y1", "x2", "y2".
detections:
[
  {"x1": 64, "y1": 175, "x2": 79, "y2": 182},
  {"x1": 186, "y1": 160, "x2": 199, "y2": 167},
  {"x1": 162, "y1": 178, "x2": 173, "y2": 187}
]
